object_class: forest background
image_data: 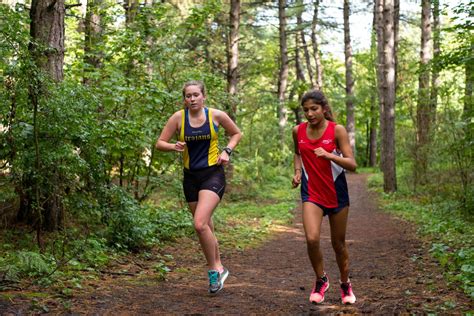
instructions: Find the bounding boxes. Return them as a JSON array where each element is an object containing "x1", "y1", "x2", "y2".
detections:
[{"x1": 0, "y1": 0, "x2": 472, "y2": 308}]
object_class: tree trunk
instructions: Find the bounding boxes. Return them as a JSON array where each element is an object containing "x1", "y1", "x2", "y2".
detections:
[
  {"x1": 464, "y1": 43, "x2": 473, "y2": 138},
  {"x1": 226, "y1": 0, "x2": 240, "y2": 180},
  {"x1": 368, "y1": 2, "x2": 378, "y2": 168},
  {"x1": 295, "y1": 30, "x2": 306, "y2": 83},
  {"x1": 227, "y1": 0, "x2": 240, "y2": 122},
  {"x1": 431, "y1": 0, "x2": 440, "y2": 123},
  {"x1": 415, "y1": 0, "x2": 432, "y2": 186},
  {"x1": 375, "y1": 0, "x2": 385, "y2": 171},
  {"x1": 369, "y1": 94, "x2": 378, "y2": 167},
  {"x1": 311, "y1": 0, "x2": 323, "y2": 90},
  {"x1": 83, "y1": 0, "x2": 105, "y2": 85},
  {"x1": 124, "y1": 0, "x2": 139, "y2": 25},
  {"x1": 277, "y1": 0, "x2": 289, "y2": 141},
  {"x1": 344, "y1": 0, "x2": 356, "y2": 157},
  {"x1": 29, "y1": 0, "x2": 65, "y2": 82},
  {"x1": 381, "y1": 0, "x2": 397, "y2": 192},
  {"x1": 25, "y1": 0, "x2": 65, "y2": 233},
  {"x1": 293, "y1": 30, "x2": 305, "y2": 125},
  {"x1": 296, "y1": 1, "x2": 314, "y2": 87}
]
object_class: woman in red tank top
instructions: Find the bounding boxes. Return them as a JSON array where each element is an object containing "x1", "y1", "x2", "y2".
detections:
[{"x1": 292, "y1": 90, "x2": 358, "y2": 305}]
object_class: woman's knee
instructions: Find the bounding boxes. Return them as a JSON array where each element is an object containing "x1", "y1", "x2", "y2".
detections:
[
  {"x1": 194, "y1": 220, "x2": 210, "y2": 234},
  {"x1": 331, "y1": 239, "x2": 347, "y2": 254},
  {"x1": 306, "y1": 236, "x2": 321, "y2": 249}
]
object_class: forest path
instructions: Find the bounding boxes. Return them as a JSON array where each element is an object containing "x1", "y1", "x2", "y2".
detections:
[{"x1": 2, "y1": 173, "x2": 472, "y2": 314}]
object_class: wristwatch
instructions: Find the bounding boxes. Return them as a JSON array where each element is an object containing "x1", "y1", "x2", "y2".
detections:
[{"x1": 223, "y1": 147, "x2": 233, "y2": 156}]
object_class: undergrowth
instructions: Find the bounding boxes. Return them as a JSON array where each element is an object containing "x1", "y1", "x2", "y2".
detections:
[
  {"x1": 367, "y1": 172, "x2": 474, "y2": 300},
  {"x1": 0, "y1": 167, "x2": 296, "y2": 300}
]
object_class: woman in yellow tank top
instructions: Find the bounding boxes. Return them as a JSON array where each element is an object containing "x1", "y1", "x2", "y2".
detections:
[{"x1": 156, "y1": 80, "x2": 241, "y2": 294}]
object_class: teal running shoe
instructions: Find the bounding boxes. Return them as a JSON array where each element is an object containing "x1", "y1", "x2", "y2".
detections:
[
  {"x1": 208, "y1": 267, "x2": 229, "y2": 294},
  {"x1": 208, "y1": 270, "x2": 221, "y2": 293}
]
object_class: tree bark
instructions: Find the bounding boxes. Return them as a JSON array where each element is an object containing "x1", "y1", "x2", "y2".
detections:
[
  {"x1": 344, "y1": 0, "x2": 356, "y2": 157},
  {"x1": 83, "y1": 0, "x2": 105, "y2": 85},
  {"x1": 124, "y1": 0, "x2": 139, "y2": 25},
  {"x1": 277, "y1": 0, "x2": 289, "y2": 141},
  {"x1": 227, "y1": 0, "x2": 240, "y2": 122},
  {"x1": 295, "y1": 36, "x2": 305, "y2": 83},
  {"x1": 369, "y1": 97, "x2": 378, "y2": 167},
  {"x1": 464, "y1": 42, "x2": 473, "y2": 138},
  {"x1": 226, "y1": 0, "x2": 240, "y2": 180},
  {"x1": 368, "y1": 2, "x2": 378, "y2": 168},
  {"x1": 381, "y1": 0, "x2": 397, "y2": 192},
  {"x1": 29, "y1": 0, "x2": 65, "y2": 82},
  {"x1": 25, "y1": 0, "x2": 66, "y2": 233},
  {"x1": 293, "y1": 30, "x2": 305, "y2": 125},
  {"x1": 415, "y1": 0, "x2": 432, "y2": 186},
  {"x1": 375, "y1": 0, "x2": 385, "y2": 171},
  {"x1": 311, "y1": 0, "x2": 323, "y2": 90},
  {"x1": 296, "y1": 1, "x2": 314, "y2": 87},
  {"x1": 431, "y1": 0, "x2": 440, "y2": 123}
]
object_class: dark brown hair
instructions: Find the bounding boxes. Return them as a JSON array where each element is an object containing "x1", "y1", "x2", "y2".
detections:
[
  {"x1": 301, "y1": 90, "x2": 335, "y2": 122},
  {"x1": 182, "y1": 80, "x2": 206, "y2": 98}
]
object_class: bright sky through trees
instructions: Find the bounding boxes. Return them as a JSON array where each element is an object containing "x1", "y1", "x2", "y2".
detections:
[{"x1": 310, "y1": 0, "x2": 468, "y2": 59}]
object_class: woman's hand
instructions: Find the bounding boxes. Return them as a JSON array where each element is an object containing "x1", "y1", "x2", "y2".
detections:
[
  {"x1": 174, "y1": 141, "x2": 186, "y2": 152},
  {"x1": 314, "y1": 147, "x2": 333, "y2": 160},
  {"x1": 217, "y1": 151, "x2": 230, "y2": 165},
  {"x1": 292, "y1": 171, "x2": 301, "y2": 188}
]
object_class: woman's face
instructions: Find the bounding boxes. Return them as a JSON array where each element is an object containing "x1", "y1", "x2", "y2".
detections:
[
  {"x1": 302, "y1": 100, "x2": 326, "y2": 126},
  {"x1": 184, "y1": 85, "x2": 206, "y2": 111}
]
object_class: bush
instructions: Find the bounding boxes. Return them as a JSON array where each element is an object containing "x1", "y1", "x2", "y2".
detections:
[{"x1": 104, "y1": 187, "x2": 156, "y2": 251}]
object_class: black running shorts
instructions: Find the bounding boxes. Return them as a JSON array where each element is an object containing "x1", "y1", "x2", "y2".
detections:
[{"x1": 182, "y1": 165, "x2": 226, "y2": 202}]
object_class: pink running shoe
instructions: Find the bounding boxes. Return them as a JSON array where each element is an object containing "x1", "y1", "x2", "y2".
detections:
[
  {"x1": 340, "y1": 281, "x2": 356, "y2": 304},
  {"x1": 309, "y1": 274, "x2": 329, "y2": 304}
]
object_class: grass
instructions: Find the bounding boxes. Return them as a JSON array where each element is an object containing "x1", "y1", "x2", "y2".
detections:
[
  {"x1": 367, "y1": 172, "x2": 474, "y2": 300},
  {"x1": 214, "y1": 172, "x2": 297, "y2": 250}
]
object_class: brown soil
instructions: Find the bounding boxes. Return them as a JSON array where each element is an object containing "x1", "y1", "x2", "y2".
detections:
[{"x1": 1, "y1": 173, "x2": 472, "y2": 314}]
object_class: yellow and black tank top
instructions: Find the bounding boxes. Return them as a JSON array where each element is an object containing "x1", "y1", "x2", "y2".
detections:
[{"x1": 179, "y1": 107, "x2": 219, "y2": 170}]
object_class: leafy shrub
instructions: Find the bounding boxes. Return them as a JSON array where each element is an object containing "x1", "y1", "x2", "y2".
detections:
[
  {"x1": 151, "y1": 205, "x2": 193, "y2": 242},
  {"x1": 0, "y1": 251, "x2": 54, "y2": 282},
  {"x1": 104, "y1": 187, "x2": 156, "y2": 251}
]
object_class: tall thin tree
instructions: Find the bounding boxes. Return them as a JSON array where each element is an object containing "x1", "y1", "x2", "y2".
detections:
[
  {"x1": 344, "y1": 0, "x2": 356, "y2": 156},
  {"x1": 378, "y1": 0, "x2": 398, "y2": 192},
  {"x1": 227, "y1": 0, "x2": 240, "y2": 122},
  {"x1": 368, "y1": 3, "x2": 378, "y2": 167},
  {"x1": 277, "y1": 0, "x2": 289, "y2": 140},
  {"x1": 296, "y1": 0, "x2": 314, "y2": 88},
  {"x1": 310, "y1": 0, "x2": 323, "y2": 90},
  {"x1": 415, "y1": 0, "x2": 432, "y2": 186},
  {"x1": 292, "y1": 31, "x2": 305, "y2": 125},
  {"x1": 431, "y1": 0, "x2": 440, "y2": 122},
  {"x1": 375, "y1": 0, "x2": 385, "y2": 172}
]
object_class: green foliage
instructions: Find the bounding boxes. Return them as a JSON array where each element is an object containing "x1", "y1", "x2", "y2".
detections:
[
  {"x1": 151, "y1": 206, "x2": 194, "y2": 242},
  {"x1": 0, "y1": 251, "x2": 54, "y2": 283},
  {"x1": 152, "y1": 260, "x2": 171, "y2": 281},
  {"x1": 215, "y1": 174, "x2": 296, "y2": 250},
  {"x1": 369, "y1": 173, "x2": 474, "y2": 299}
]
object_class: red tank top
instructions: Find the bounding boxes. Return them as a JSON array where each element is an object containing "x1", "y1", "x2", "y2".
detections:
[{"x1": 297, "y1": 121, "x2": 346, "y2": 208}]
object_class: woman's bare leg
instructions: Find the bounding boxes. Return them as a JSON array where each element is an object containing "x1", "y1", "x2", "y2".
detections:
[
  {"x1": 329, "y1": 206, "x2": 350, "y2": 282},
  {"x1": 189, "y1": 190, "x2": 222, "y2": 271},
  {"x1": 302, "y1": 202, "x2": 325, "y2": 278}
]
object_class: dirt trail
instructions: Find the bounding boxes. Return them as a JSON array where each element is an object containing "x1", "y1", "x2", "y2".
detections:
[{"x1": 2, "y1": 173, "x2": 472, "y2": 314}]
